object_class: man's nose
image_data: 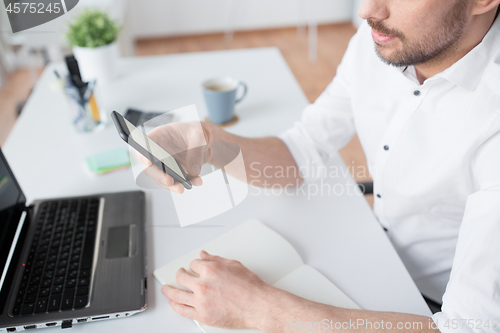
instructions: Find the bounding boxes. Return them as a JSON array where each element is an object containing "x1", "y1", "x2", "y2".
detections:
[{"x1": 358, "y1": 0, "x2": 390, "y2": 21}]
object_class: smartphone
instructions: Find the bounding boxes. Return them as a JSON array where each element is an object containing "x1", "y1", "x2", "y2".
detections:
[
  {"x1": 124, "y1": 108, "x2": 174, "y2": 127},
  {"x1": 111, "y1": 110, "x2": 192, "y2": 190}
]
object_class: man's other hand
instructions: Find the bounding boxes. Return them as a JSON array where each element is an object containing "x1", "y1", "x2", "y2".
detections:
[{"x1": 161, "y1": 250, "x2": 274, "y2": 329}]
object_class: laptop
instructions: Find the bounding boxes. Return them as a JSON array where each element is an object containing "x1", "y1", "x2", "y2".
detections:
[{"x1": 0, "y1": 149, "x2": 147, "y2": 331}]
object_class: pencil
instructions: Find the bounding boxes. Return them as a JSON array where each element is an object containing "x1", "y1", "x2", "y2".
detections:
[{"x1": 88, "y1": 93, "x2": 101, "y2": 122}]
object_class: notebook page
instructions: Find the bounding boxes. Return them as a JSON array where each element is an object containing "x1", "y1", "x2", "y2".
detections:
[{"x1": 154, "y1": 219, "x2": 303, "y2": 289}]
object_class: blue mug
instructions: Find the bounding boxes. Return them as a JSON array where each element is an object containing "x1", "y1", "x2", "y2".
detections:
[{"x1": 202, "y1": 77, "x2": 248, "y2": 124}]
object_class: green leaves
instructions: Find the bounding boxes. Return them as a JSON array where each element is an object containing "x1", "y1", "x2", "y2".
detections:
[{"x1": 66, "y1": 9, "x2": 120, "y2": 48}]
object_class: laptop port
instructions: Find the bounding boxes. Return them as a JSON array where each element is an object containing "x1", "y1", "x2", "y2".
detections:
[
  {"x1": 61, "y1": 320, "x2": 72, "y2": 329},
  {"x1": 77, "y1": 318, "x2": 87, "y2": 323},
  {"x1": 45, "y1": 323, "x2": 57, "y2": 327},
  {"x1": 23, "y1": 325, "x2": 36, "y2": 330},
  {"x1": 6, "y1": 328, "x2": 16, "y2": 332},
  {"x1": 92, "y1": 316, "x2": 109, "y2": 320}
]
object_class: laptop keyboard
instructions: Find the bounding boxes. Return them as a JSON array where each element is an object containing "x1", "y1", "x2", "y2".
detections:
[{"x1": 11, "y1": 198, "x2": 100, "y2": 316}]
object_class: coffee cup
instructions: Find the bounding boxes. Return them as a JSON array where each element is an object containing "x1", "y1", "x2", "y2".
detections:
[{"x1": 202, "y1": 77, "x2": 248, "y2": 124}]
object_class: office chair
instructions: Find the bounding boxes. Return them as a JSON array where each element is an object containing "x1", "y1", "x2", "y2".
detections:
[{"x1": 357, "y1": 181, "x2": 373, "y2": 195}]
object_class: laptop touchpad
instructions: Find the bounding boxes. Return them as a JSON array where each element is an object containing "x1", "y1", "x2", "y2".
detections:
[{"x1": 106, "y1": 225, "x2": 137, "y2": 258}]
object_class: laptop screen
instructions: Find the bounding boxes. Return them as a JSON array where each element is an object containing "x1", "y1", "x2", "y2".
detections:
[{"x1": 0, "y1": 149, "x2": 26, "y2": 300}]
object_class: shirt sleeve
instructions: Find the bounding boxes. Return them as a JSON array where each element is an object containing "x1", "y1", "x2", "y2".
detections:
[
  {"x1": 432, "y1": 113, "x2": 500, "y2": 332},
  {"x1": 278, "y1": 25, "x2": 365, "y2": 183}
]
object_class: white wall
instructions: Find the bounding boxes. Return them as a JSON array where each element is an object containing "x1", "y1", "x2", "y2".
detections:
[{"x1": 129, "y1": 0, "x2": 353, "y2": 39}]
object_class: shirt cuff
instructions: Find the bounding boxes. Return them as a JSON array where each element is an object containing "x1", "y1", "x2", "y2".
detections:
[{"x1": 278, "y1": 122, "x2": 328, "y2": 183}]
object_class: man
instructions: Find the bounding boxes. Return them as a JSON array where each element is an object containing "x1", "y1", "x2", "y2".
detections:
[{"x1": 139, "y1": 0, "x2": 500, "y2": 331}]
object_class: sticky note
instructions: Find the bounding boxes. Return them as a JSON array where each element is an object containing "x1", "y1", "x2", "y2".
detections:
[{"x1": 86, "y1": 148, "x2": 131, "y2": 174}]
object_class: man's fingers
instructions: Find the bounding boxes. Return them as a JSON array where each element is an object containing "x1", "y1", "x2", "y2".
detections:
[
  {"x1": 164, "y1": 174, "x2": 175, "y2": 188},
  {"x1": 141, "y1": 164, "x2": 197, "y2": 193},
  {"x1": 190, "y1": 176, "x2": 203, "y2": 187},
  {"x1": 143, "y1": 164, "x2": 176, "y2": 190},
  {"x1": 176, "y1": 268, "x2": 197, "y2": 290},
  {"x1": 141, "y1": 165, "x2": 198, "y2": 194},
  {"x1": 189, "y1": 259, "x2": 205, "y2": 275},
  {"x1": 168, "y1": 299, "x2": 198, "y2": 319},
  {"x1": 140, "y1": 155, "x2": 153, "y2": 167},
  {"x1": 143, "y1": 164, "x2": 165, "y2": 184},
  {"x1": 158, "y1": 171, "x2": 175, "y2": 189},
  {"x1": 200, "y1": 250, "x2": 229, "y2": 263},
  {"x1": 171, "y1": 182, "x2": 185, "y2": 194},
  {"x1": 134, "y1": 151, "x2": 153, "y2": 167},
  {"x1": 161, "y1": 285, "x2": 195, "y2": 307}
]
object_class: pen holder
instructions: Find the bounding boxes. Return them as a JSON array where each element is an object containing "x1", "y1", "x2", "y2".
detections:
[{"x1": 63, "y1": 79, "x2": 105, "y2": 133}]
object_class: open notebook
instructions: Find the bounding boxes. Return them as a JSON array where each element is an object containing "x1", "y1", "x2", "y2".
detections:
[{"x1": 154, "y1": 219, "x2": 359, "y2": 333}]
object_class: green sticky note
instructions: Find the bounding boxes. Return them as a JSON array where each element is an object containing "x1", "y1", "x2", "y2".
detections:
[
  {"x1": 86, "y1": 148, "x2": 131, "y2": 173},
  {"x1": 93, "y1": 164, "x2": 130, "y2": 175}
]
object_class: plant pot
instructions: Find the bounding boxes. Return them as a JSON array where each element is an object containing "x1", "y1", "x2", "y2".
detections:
[{"x1": 73, "y1": 42, "x2": 118, "y2": 85}]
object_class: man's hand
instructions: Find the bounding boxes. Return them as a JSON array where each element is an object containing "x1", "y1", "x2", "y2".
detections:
[
  {"x1": 135, "y1": 119, "x2": 302, "y2": 191},
  {"x1": 135, "y1": 121, "x2": 212, "y2": 194},
  {"x1": 161, "y1": 251, "x2": 439, "y2": 333},
  {"x1": 162, "y1": 251, "x2": 273, "y2": 329}
]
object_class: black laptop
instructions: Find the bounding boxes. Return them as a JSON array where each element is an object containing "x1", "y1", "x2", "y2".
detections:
[{"x1": 0, "y1": 149, "x2": 147, "y2": 331}]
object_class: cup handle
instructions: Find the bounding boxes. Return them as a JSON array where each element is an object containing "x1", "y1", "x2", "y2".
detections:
[{"x1": 235, "y1": 82, "x2": 248, "y2": 104}]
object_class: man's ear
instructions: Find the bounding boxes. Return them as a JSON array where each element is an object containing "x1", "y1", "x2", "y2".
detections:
[{"x1": 471, "y1": 0, "x2": 500, "y2": 16}]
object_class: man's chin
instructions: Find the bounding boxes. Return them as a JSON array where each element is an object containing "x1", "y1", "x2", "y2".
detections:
[{"x1": 374, "y1": 46, "x2": 409, "y2": 68}]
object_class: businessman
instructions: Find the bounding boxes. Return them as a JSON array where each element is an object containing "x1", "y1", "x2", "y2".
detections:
[{"x1": 140, "y1": 0, "x2": 500, "y2": 331}]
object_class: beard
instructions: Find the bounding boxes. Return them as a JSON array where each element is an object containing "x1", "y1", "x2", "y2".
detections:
[{"x1": 368, "y1": 0, "x2": 470, "y2": 67}]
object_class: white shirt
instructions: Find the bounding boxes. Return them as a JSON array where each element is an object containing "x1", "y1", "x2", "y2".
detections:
[{"x1": 280, "y1": 17, "x2": 500, "y2": 332}]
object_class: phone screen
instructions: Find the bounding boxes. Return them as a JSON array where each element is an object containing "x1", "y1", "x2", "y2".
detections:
[{"x1": 122, "y1": 117, "x2": 186, "y2": 180}]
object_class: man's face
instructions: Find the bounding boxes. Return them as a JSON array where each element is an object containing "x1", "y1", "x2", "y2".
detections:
[{"x1": 359, "y1": 0, "x2": 471, "y2": 67}]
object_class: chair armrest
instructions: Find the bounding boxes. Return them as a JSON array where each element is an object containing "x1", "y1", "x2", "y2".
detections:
[{"x1": 357, "y1": 182, "x2": 373, "y2": 195}]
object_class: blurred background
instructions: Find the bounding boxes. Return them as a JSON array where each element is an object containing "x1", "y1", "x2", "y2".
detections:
[{"x1": 0, "y1": 0, "x2": 372, "y2": 205}]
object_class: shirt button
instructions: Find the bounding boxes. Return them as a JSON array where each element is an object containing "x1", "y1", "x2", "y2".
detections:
[
  {"x1": 414, "y1": 90, "x2": 421, "y2": 96},
  {"x1": 383, "y1": 145, "x2": 389, "y2": 151},
  {"x1": 376, "y1": 194, "x2": 382, "y2": 198}
]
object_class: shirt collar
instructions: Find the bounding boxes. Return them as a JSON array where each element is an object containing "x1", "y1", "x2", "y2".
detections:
[
  {"x1": 401, "y1": 66, "x2": 420, "y2": 85},
  {"x1": 436, "y1": 14, "x2": 500, "y2": 91}
]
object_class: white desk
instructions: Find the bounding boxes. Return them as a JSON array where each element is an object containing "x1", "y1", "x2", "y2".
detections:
[{"x1": 3, "y1": 47, "x2": 431, "y2": 332}]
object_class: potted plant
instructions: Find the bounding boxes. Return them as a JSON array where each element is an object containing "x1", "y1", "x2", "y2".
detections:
[{"x1": 66, "y1": 9, "x2": 121, "y2": 84}]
